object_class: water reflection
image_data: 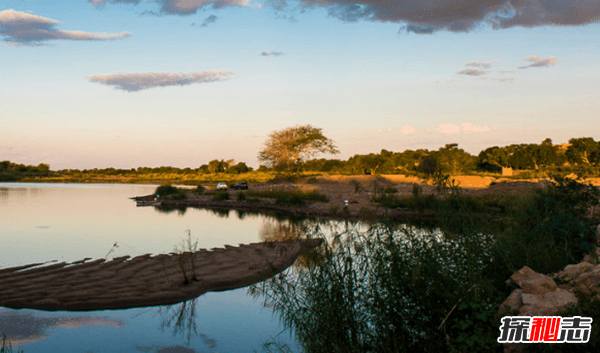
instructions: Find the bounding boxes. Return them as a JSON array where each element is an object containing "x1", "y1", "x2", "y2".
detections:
[
  {"x1": 0, "y1": 309, "x2": 125, "y2": 345},
  {"x1": 251, "y1": 223, "x2": 498, "y2": 352}
]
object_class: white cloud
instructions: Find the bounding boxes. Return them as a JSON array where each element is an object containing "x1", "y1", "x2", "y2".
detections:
[
  {"x1": 437, "y1": 124, "x2": 461, "y2": 134},
  {"x1": 0, "y1": 9, "x2": 130, "y2": 46},
  {"x1": 400, "y1": 125, "x2": 415, "y2": 135},
  {"x1": 462, "y1": 123, "x2": 491, "y2": 132},
  {"x1": 85, "y1": 71, "x2": 235, "y2": 92}
]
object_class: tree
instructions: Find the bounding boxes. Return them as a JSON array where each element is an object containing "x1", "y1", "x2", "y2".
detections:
[
  {"x1": 258, "y1": 125, "x2": 339, "y2": 172},
  {"x1": 566, "y1": 137, "x2": 600, "y2": 166}
]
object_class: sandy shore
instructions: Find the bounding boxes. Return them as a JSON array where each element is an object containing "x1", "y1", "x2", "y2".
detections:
[{"x1": 0, "y1": 239, "x2": 322, "y2": 311}]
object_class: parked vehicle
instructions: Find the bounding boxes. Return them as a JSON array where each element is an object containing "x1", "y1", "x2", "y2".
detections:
[
  {"x1": 216, "y1": 182, "x2": 228, "y2": 190},
  {"x1": 232, "y1": 181, "x2": 248, "y2": 190}
]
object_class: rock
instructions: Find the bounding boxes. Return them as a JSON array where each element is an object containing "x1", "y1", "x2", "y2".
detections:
[
  {"x1": 519, "y1": 289, "x2": 577, "y2": 316},
  {"x1": 557, "y1": 262, "x2": 596, "y2": 281},
  {"x1": 498, "y1": 289, "x2": 523, "y2": 316},
  {"x1": 508, "y1": 266, "x2": 557, "y2": 295},
  {"x1": 573, "y1": 266, "x2": 600, "y2": 297}
]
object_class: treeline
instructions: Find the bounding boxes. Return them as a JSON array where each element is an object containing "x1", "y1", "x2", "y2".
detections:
[
  {"x1": 0, "y1": 161, "x2": 51, "y2": 181},
  {"x1": 301, "y1": 137, "x2": 600, "y2": 177},
  {"x1": 2, "y1": 137, "x2": 599, "y2": 183}
]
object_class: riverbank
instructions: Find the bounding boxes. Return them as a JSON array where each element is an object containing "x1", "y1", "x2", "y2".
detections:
[{"x1": 134, "y1": 174, "x2": 583, "y2": 222}]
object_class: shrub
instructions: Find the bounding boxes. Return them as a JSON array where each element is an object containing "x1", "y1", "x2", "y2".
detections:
[
  {"x1": 237, "y1": 192, "x2": 247, "y2": 201},
  {"x1": 212, "y1": 192, "x2": 230, "y2": 201},
  {"x1": 193, "y1": 184, "x2": 205, "y2": 194},
  {"x1": 170, "y1": 192, "x2": 188, "y2": 200},
  {"x1": 384, "y1": 187, "x2": 398, "y2": 194},
  {"x1": 154, "y1": 184, "x2": 179, "y2": 196}
]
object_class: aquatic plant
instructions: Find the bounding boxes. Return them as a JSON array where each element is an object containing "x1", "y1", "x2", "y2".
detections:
[{"x1": 0, "y1": 334, "x2": 23, "y2": 353}]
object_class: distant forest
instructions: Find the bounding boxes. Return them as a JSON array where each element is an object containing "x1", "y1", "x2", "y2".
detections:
[{"x1": 2, "y1": 137, "x2": 600, "y2": 183}]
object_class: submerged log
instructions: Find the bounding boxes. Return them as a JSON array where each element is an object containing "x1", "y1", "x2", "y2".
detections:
[{"x1": 0, "y1": 239, "x2": 322, "y2": 311}]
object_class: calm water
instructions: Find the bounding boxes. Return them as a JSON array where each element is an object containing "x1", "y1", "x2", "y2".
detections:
[{"x1": 0, "y1": 183, "x2": 301, "y2": 353}]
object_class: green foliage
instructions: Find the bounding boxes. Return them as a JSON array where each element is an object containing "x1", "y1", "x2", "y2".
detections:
[
  {"x1": 384, "y1": 187, "x2": 398, "y2": 194},
  {"x1": 211, "y1": 191, "x2": 230, "y2": 201},
  {"x1": 258, "y1": 124, "x2": 339, "y2": 172},
  {"x1": 170, "y1": 192, "x2": 188, "y2": 200},
  {"x1": 237, "y1": 192, "x2": 247, "y2": 201},
  {"x1": 155, "y1": 184, "x2": 179, "y2": 196},
  {"x1": 252, "y1": 223, "x2": 498, "y2": 353},
  {"x1": 497, "y1": 177, "x2": 600, "y2": 274}
]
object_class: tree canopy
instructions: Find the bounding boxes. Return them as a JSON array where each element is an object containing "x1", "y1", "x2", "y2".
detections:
[{"x1": 258, "y1": 125, "x2": 339, "y2": 171}]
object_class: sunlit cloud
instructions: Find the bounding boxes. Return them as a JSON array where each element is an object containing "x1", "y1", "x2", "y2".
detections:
[
  {"x1": 400, "y1": 125, "x2": 415, "y2": 135},
  {"x1": 465, "y1": 61, "x2": 492, "y2": 69},
  {"x1": 518, "y1": 56, "x2": 557, "y2": 69},
  {"x1": 457, "y1": 67, "x2": 489, "y2": 76},
  {"x1": 261, "y1": 51, "x2": 283, "y2": 56},
  {"x1": 437, "y1": 124, "x2": 461, "y2": 134},
  {"x1": 86, "y1": 71, "x2": 235, "y2": 92},
  {"x1": 498, "y1": 70, "x2": 520, "y2": 74},
  {"x1": 462, "y1": 122, "x2": 491, "y2": 132},
  {"x1": 0, "y1": 9, "x2": 130, "y2": 46},
  {"x1": 91, "y1": 0, "x2": 251, "y2": 15}
]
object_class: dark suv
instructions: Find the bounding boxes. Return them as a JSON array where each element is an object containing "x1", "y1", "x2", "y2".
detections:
[{"x1": 232, "y1": 181, "x2": 248, "y2": 190}]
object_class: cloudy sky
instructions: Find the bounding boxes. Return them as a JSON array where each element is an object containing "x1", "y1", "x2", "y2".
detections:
[{"x1": 1, "y1": 0, "x2": 599, "y2": 169}]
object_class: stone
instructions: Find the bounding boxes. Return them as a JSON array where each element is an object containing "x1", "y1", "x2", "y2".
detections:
[
  {"x1": 557, "y1": 262, "x2": 596, "y2": 281},
  {"x1": 520, "y1": 289, "x2": 577, "y2": 316},
  {"x1": 498, "y1": 289, "x2": 523, "y2": 316},
  {"x1": 573, "y1": 266, "x2": 600, "y2": 297},
  {"x1": 508, "y1": 266, "x2": 557, "y2": 295}
]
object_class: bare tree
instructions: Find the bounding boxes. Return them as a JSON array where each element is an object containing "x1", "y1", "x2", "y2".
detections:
[{"x1": 258, "y1": 125, "x2": 339, "y2": 172}]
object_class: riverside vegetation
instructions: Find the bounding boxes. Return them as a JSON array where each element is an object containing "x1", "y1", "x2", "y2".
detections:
[
  {"x1": 249, "y1": 177, "x2": 600, "y2": 353},
  {"x1": 3, "y1": 137, "x2": 600, "y2": 184}
]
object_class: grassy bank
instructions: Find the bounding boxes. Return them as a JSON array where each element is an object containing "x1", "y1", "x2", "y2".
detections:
[{"x1": 252, "y1": 177, "x2": 600, "y2": 353}]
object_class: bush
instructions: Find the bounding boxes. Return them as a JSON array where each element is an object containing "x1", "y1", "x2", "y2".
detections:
[
  {"x1": 237, "y1": 192, "x2": 247, "y2": 201},
  {"x1": 384, "y1": 187, "x2": 398, "y2": 194},
  {"x1": 154, "y1": 184, "x2": 179, "y2": 196},
  {"x1": 497, "y1": 177, "x2": 600, "y2": 274},
  {"x1": 170, "y1": 192, "x2": 188, "y2": 200},
  {"x1": 193, "y1": 184, "x2": 205, "y2": 194},
  {"x1": 212, "y1": 192, "x2": 230, "y2": 201}
]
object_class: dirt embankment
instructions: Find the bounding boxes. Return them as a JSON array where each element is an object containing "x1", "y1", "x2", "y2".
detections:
[{"x1": 135, "y1": 175, "x2": 580, "y2": 221}]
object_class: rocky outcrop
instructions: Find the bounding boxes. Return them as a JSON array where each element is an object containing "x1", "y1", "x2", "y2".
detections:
[{"x1": 499, "y1": 248, "x2": 600, "y2": 317}]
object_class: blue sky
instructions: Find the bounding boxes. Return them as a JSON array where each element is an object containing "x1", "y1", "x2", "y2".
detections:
[{"x1": 1, "y1": 0, "x2": 599, "y2": 169}]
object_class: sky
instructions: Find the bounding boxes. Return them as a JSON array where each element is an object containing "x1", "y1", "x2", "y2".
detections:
[{"x1": 1, "y1": 0, "x2": 599, "y2": 169}]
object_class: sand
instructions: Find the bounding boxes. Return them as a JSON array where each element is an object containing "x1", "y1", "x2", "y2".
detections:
[{"x1": 0, "y1": 239, "x2": 322, "y2": 311}]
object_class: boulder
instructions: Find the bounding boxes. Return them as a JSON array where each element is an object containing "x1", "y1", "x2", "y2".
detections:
[
  {"x1": 507, "y1": 266, "x2": 557, "y2": 295},
  {"x1": 573, "y1": 266, "x2": 600, "y2": 297},
  {"x1": 498, "y1": 289, "x2": 523, "y2": 316},
  {"x1": 557, "y1": 262, "x2": 596, "y2": 281},
  {"x1": 519, "y1": 289, "x2": 577, "y2": 316}
]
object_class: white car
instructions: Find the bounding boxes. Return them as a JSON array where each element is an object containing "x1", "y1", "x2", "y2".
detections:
[{"x1": 216, "y1": 182, "x2": 228, "y2": 190}]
